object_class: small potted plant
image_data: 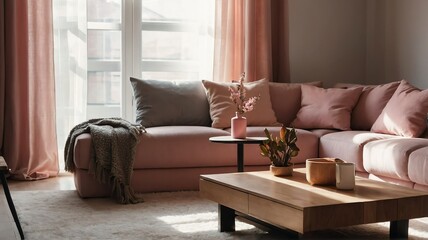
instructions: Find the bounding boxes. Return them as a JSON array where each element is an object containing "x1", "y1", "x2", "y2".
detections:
[{"x1": 259, "y1": 126, "x2": 300, "y2": 176}]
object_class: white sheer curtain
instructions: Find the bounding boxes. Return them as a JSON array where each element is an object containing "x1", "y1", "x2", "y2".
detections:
[
  {"x1": 52, "y1": 0, "x2": 215, "y2": 172},
  {"x1": 53, "y1": 0, "x2": 87, "y2": 168}
]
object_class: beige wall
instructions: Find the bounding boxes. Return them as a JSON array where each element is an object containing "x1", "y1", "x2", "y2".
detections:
[
  {"x1": 366, "y1": 0, "x2": 386, "y2": 85},
  {"x1": 289, "y1": 0, "x2": 428, "y2": 89},
  {"x1": 288, "y1": 0, "x2": 367, "y2": 87},
  {"x1": 367, "y1": 0, "x2": 428, "y2": 89}
]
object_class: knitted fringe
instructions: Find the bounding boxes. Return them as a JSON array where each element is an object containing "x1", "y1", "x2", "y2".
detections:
[
  {"x1": 93, "y1": 160, "x2": 143, "y2": 204},
  {"x1": 112, "y1": 178, "x2": 144, "y2": 204}
]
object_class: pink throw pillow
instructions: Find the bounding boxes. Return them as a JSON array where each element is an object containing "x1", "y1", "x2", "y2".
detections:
[
  {"x1": 269, "y1": 81, "x2": 323, "y2": 126},
  {"x1": 291, "y1": 85, "x2": 362, "y2": 130},
  {"x1": 371, "y1": 80, "x2": 428, "y2": 137},
  {"x1": 335, "y1": 82, "x2": 400, "y2": 130}
]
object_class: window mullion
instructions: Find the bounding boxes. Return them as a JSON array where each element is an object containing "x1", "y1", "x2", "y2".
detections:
[
  {"x1": 132, "y1": 0, "x2": 142, "y2": 78},
  {"x1": 88, "y1": 22, "x2": 121, "y2": 30},
  {"x1": 88, "y1": 60, "x2": 120, "y2": 72},
  {"x1": 122, "y1": 0, "x2": 139, "y2": 121},
  {"x1": 142, "y1": 21, "x2": 198, "y2": 32},
  {"x1": 141, "y1": 60, "x2": 197, "y2": 72}
]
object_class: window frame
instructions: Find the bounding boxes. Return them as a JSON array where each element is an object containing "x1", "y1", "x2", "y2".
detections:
[{"x1": 87, "y1": 0, "x2": 213, "y2": 121}]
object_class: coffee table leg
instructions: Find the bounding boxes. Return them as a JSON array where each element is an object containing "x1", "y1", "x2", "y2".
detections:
[
  {"x1": 237, "y1": 143, "x2": 244, "y2": 172},
  {"x1": 219, "y1": 204, "x2": 235, "y2": 232},
  {"x1": 390, "y1": 219, "x2": 409, "y2": 238}
]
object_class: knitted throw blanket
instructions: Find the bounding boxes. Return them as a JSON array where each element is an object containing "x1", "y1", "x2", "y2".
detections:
[{"x1": 64, "y1": 118, "x2": 146, "y2": 204}]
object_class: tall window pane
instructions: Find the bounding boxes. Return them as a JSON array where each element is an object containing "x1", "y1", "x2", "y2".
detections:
[
  {"x1": 87, "y1": 0, "x2": 121, "y2": 118},
  {"x1": 142, "y1": 31, "x2": 199, "y2": 60},
  {"x1": 141, "y1": 0, "x2": 214, "y2": 81},
  {"x1": 53, "y1": 0, "x2": 88, "y2": 172},
  {"x1": 53, "y1": 0, "x2": 214, "y2": 171},
  {"x1": 88, "y1": 30, "x2": 121, "y2": 60},
  {"x1": 142, "y1": 0, "x2": 204, "y2": 22},
  {"x1": 87, "y1": 72, "x2": 121, "y2": 105},
  {"x1": 88, "y1": 0, "x2": 121, "y2": 23}
]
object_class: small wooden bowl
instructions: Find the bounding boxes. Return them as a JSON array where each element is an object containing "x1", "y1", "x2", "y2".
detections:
[{"x1": 306, "y1": 158, "x2": 344, "y2": 185}]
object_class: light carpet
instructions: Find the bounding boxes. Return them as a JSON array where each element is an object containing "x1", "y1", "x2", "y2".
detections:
[{"x1": 11, "y1": 190, "x2": 428, "y2": 240}]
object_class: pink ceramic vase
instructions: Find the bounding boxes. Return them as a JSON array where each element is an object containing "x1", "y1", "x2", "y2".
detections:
[{"x1": 231, "y1": 112, "x2": 247, "y2": 139}]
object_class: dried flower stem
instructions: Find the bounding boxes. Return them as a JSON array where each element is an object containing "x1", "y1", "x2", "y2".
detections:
[{"x1": 228, "y1": 72, "x2": 260, "y2": 114}]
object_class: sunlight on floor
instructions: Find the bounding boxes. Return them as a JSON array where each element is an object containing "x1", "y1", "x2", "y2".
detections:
[
  {"x1": 374, "y1": 218, "x2": 428, "y2": 239},
  {"x1": 409, "y1": 227, "x2": 428, "y2": 238},
  {"x1": 158, "y1": 212, "x2": 255, "y2": 233},
  {"x1": 409, "y1": 217, "x2": 428, "y2": 238}
]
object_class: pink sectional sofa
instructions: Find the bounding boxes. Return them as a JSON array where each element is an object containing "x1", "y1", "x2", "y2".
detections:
[{"x1": 71, "y1": 78, "x2": 428, "y2": 198}]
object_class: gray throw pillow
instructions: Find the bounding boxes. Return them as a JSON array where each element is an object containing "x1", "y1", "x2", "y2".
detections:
[{"x1": 130, "y1": 78, "x2": 211, "y2": 127}]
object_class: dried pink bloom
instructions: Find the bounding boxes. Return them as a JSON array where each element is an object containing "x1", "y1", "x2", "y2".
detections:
[{"x1": 229, "y1": 72, "x2": 260, "y2": 114}]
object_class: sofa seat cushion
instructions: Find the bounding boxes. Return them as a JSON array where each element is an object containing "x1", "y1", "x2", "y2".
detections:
[
  {"x1": 319, "y1": 131, "x2": 398, "y2": 172},
  {"x1": 73, "y1": 133, "x2": 93, "y2": 170},
  {"x1": 135, "y1": 126, "x2": 255, "y2": 169},
  {"x1": 363, "y1": 138, "x2": 428, "y2": 181},
  {"x1": 408, "y1": 146, "x2": 428, "y2": 186},
  {"x1": 368, "y1": 174, "x2": 414, "y2": 189},
  {"x1": 240, "y1": 126, "x2": 319, "y2": 165},
  {"x1": 73, "y1": 126, "x2": 253, "y2": 170},
  {"x1": 310, "y1": 129, "x2": 338, "y2": 138}
]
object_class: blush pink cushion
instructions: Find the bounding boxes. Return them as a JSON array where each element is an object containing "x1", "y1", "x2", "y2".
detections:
[
  {"x1": 363, "y1": 138, "x2": 428, "y2": 181},
  {"x1": 408, "y1": 146, "x2": 428, "y2": 186},
  {"x1": 352, "y1": 82, "x2": 400, "y2": 130},
  {"x1": 334, "y1": 82, "x2": 400, "y2": 130},
  {"x1": 202, "y1": 79, "x2": 278, "y2": 129},
  {"x1": 351, "y1": 82, "x2": 400, "y2": 130},
  {"x1": 269, "y1": 81, "x2": 322, "y2": 126},
  {"x1": 291, "y1": 85, "x2": 362, "y2": 130},
  {"x1": 371, "y1": 80, "x2": 428, "y2": 137},
  {"x1": 319, "y1": 131, "x2": 399, "y2": 172}
]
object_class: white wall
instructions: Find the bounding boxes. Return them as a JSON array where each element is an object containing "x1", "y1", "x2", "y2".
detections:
[{"x1": 288, "y1": 0, "x2": 367, "y2": 87}]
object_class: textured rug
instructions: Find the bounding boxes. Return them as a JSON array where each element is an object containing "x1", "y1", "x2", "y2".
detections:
[{"x1": 11, "y1": 190, "x2": 428, "y2": 240}]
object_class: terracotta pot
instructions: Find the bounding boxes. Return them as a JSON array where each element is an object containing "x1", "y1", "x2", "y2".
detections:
[
  {"x1": 270, "y1": 165, "x2": 293, "y2": 176},
  {"x1": 306, "y1": 158, "x2": 344, "y2": 185}
]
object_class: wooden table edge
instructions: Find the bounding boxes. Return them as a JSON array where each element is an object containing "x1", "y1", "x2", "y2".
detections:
[{"x1": 199, "y1": 172, "x2": 428, "y2": 237}]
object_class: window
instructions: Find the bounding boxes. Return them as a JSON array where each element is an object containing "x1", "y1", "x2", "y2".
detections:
[
  {"x1": 53, "y1": 0, "x2": 214, "y2": 169},
  {"x1": 54, "y1": 0, "x2": 214, "y2": 119},
  {"x1": 140, "y1": 0, "x2": 214, "y2": 81},
  {"x1": 87, "y1": 0, "x2": 122, "y2": 118},
  {"x1": 84, "y1": 0, "x2": 214, "y2": 120}
]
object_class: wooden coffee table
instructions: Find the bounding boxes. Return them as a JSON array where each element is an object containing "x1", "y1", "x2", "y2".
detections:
[{"x1": 199, "y1": 168, "x2": 428, "y2": 238}]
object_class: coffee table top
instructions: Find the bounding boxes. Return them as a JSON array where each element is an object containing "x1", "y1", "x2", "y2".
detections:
[
  {"x1": 201, "y1": 168, "x2": 428, "y2": 234},
  {"x1": 201, "y1": 168, "x2": 428, "y2": 210}
]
